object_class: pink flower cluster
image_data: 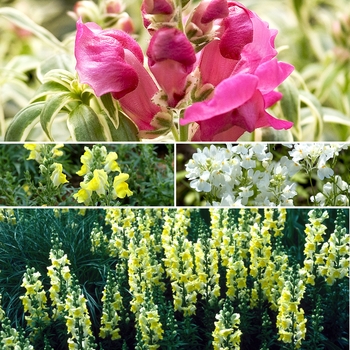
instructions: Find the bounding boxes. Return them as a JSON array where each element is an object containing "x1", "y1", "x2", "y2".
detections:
[{"x1": 74, "y1": 0, "x2": 294, "y2": 141}]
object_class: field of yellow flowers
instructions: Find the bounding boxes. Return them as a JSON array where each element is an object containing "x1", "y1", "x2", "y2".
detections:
[{"x1": 0, "y1": 208, "x2": 348, "y2": 349}]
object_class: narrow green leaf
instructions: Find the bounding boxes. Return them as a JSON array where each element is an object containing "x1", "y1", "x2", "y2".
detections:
[
  {"x1": 30, "y1": 81, "x2": 71, "y2": 103},
  {"x1": 42, "y1": 69, "x2": 76, "y2": 90},
  {"x1": 299, "y1": 90, "x2": 324, "y2": 140},
  {"x1": 40, "y1": 93, "x2": 79, "y2": 141},
  {"x1": 322, "y1": 108, "x2": 350, "y2": 125},
  {"x1": 109, "y1": 111, "x2": 139, "y2": 141},
  {"x1": 5, "y1": 102, "x2": 44, "y2": 141},
  {"x1": 37, "y1": 54, "x2": 76, "y2": 82},
  {"x1": 98, "y1": 93, "x2": 119, "y2": 130},
  {"x1": 0, "y1": 7, "x2": 65, "y2": 51},
  {"x1": 68, "y1": 104, "x2": 108, "y2": 141},
  {"x1": 278, "y1": 78, "x2": 301, "y2": 140}
]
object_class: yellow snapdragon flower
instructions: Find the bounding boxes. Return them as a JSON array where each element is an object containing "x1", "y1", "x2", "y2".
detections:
[
  {"x1": 76, "y1": 147, "x2": 93, "y2": 176},
  {"x1": 50, "y1": 163, "x2": 68, "y2": 187},
  {"x1": 85, "y1": 169, "x2": 108, "y2": 196},
  {"x1": 112, "y1": 173, "x2": 133, "y2": 199},
  {"x1": 24, "y1": 144, "x2": 43, "y2": 162},
  {"x1": 73, "y1": 188, "x2": 92, "y2": 205},
  {"x1": 104, "y1": 152, "x2": 121, "y2": 173}
]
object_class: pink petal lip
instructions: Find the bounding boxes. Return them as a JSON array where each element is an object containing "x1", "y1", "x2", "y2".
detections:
[{"x1": 180, "y1": 73, "x2": 259, "y2": 125}]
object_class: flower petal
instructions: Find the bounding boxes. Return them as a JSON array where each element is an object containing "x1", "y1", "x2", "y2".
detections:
[
  {"x1": 181, "y1": 73, "x2": 258, "y2": 125},
  {"x1": 255, "y1": 59, "x2": 294, "y2": 93},
  {"x1": 219, "y1": 3, "x2": 253, "y2": 60},
  {"x1": 75, "y1": 19, "x2": 141, "y2": 99},
  {"x1": 119, "y1": 50, "x2": 161, "y2": 131},
  {"x1": 147, "y1": 27, "x2": 196, "y2": 67},
  {"x1": 201, "y1": 0, "x2": 229, "y2": 24}
]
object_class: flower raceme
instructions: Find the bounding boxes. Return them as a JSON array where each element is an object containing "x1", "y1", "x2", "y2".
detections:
[{"x1": 74, "y1": 0, "x2": 294, "y2": 141}]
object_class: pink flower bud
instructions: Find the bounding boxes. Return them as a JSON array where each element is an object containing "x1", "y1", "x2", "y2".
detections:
[
  {"x1": 106, "y1": 0, "x2": 124, "y2": 14},
  {"x1": 147, "y1": 27, "x2": 196, "y2": 107},
  {"x1": 142, "y1": 0, "x2": 174, "y2": 15}
]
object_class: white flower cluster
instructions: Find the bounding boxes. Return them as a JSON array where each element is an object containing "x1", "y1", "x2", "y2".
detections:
[{"x1": 185, "y1": 143, "x2": 349, "y2": 207}]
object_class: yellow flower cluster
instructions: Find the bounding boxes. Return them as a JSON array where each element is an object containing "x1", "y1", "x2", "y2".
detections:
[
  {"x1": 0, "y1": 209, "x2": 16, "y2": 225},
  {"x1": 73, "y1": 145, "x2": 132, "y2": 205},
  {"x1": 24, "y1": 144, "x2": 64, "y2": 163},
  {"x1": 47, "y1": 237, "x2": 73, "y2": 320},
  {"x1": 162, "y1": 209, "x2": 199, "y2": 316},
  {"x1": 20, "y1": 267, "x2": 50, "y2": 335},
  {"x1": 316, "y1": 210, "x2": 349, "y2": 285},
  {"x1": 212, "y1": 299, "x2": 241, "y2": 350},
  {"x1": 103, "y1": 209, "x2": 165, "y2": 347},
  {"x1": 255, "y1": 209, "x2": 289, "y2": 310},
  {"x1": 65, "y1": 284, "x2": 96, "y2": 350},
  {"x1": 24, "y1": 144, "x2": 68, "y2": 188},
  {"x1": 194, "y1": 238, "x2": 220, "y2": 304},
  {"x1": 276, "y1": 268, "x2": 307, "y2": 348},
  {"x1": 47, "y1": 234, "x2": 95, "y2": 349},
  {"x1": 302, "y1": 209, "x2": 329, "y2": 285},
  {"x1": 136, "y1": 294, "x2": 164, "y2": 349},
  {"x1": 211, "y1": 209, "x2": 248, "y2": 300},
  {"x1": 0, "y1": 295, "x2": 34, "y2": 349},
  {"x1": 100, "y1": 269, "x2": 123, "y2": 340}
]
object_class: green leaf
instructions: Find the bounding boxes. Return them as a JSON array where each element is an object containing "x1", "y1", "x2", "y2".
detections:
[
  {"x1": 299, "y1": 90, "x2": 324, "y2": 140},
  {"x1": 42, "y1": 69, "x2": 76, "y2": 90},
  {"x1": 5, "y1": 102, "x2": 44, "y2": 141},
  {"x1": 30, "y1": 81, "x2": 71, "y2": 103},
  {"x1": 98, "y1": 93, "x2": 119, "y2": 130},
  {"x1": 110, "y1": 111, "x2": 140, "y2": 141},
  {"x1": 104, "y1": 110, "x2": 139, "y2": 141},
  {"x1": 40, "y1": 93, "x2": 80, "y2": 141},
  {"x1": 323, "y1": 107, "x2": 350, "y2": 126},
  {"x1": 4, "y1": 55, "x2": 40, "y2": 75},
  {"x1": 278, "y1": 78, "x2": 301, "y2": 140},
  {"x1": 37, "y1": 54, "x2": 76, "y2": 82},
  {"x1": 0, "y1": 7, "x2": 65, "y2": 51},
  {"x1": 67, "y1": 103, "x2": 108, "y2": 141}
]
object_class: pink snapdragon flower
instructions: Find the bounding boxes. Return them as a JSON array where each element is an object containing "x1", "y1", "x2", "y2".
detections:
[
  {"x1": 180, "y1": 1, "x2": 294, "y2": 141},
  {"x1": 75, "y1": 19, "x2": 160, "y2": 132}
]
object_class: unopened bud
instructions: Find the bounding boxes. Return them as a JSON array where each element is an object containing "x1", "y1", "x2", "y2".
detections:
[
  {"x1": 106, "y1": 0, "x2": 125, "y2": 14},
  {"x1": 68, "y1": 1, "x2": 100, "y2": 23}
]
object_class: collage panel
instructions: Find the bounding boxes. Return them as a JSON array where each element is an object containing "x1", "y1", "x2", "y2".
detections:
[
  {"x1": 0, "y1": 143, "x2": 174, "y2": 207},
  {"x1": 1, "y1": 0, "x2": 350, "y2": 349},
  {"x1": 176, "y1": 142, "x2": 350, "y2": 207},
  {"x1": 0, "y1": 207, "x2": 348, "y2": 349}
]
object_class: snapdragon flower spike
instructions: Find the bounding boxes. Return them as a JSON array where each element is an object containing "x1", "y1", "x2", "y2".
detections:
[
  {"x1": 180, "y1": 1, "x2": 294, "y2": 141},
  {"x1": 147, "y1": 27, "x2": 196, "y2": 107}
]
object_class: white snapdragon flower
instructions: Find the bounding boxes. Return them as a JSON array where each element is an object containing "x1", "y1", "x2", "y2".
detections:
[
  {"x1": 310, "y1": 192, "x2": 326, "y2": 206},
  {"x1": 215, "y1": 193, "x2": 242, "y2": 207},
  {"x1": 238, "y1": 185, "x2": 254, "y2": 205},
  {"x1": 240, "y1": 150, "x2": 256, "y2": 169},
  {"x1": 289, "y1": 143, "x2": 311, "y2": 162},
  {"x1": 316, "y1": 160, "x2": 334, "y2": 180},
  {"x1": 190, "y1": 171, "x2": 211, "y2": 192}
]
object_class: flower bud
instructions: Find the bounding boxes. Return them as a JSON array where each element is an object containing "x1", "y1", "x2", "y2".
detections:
[
  {"x1": 106, "y1": 0, "x2": 125, "y2": 14},
  {"x1": 69, "y1": 1, "x2": 101, "y2": 23}
]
